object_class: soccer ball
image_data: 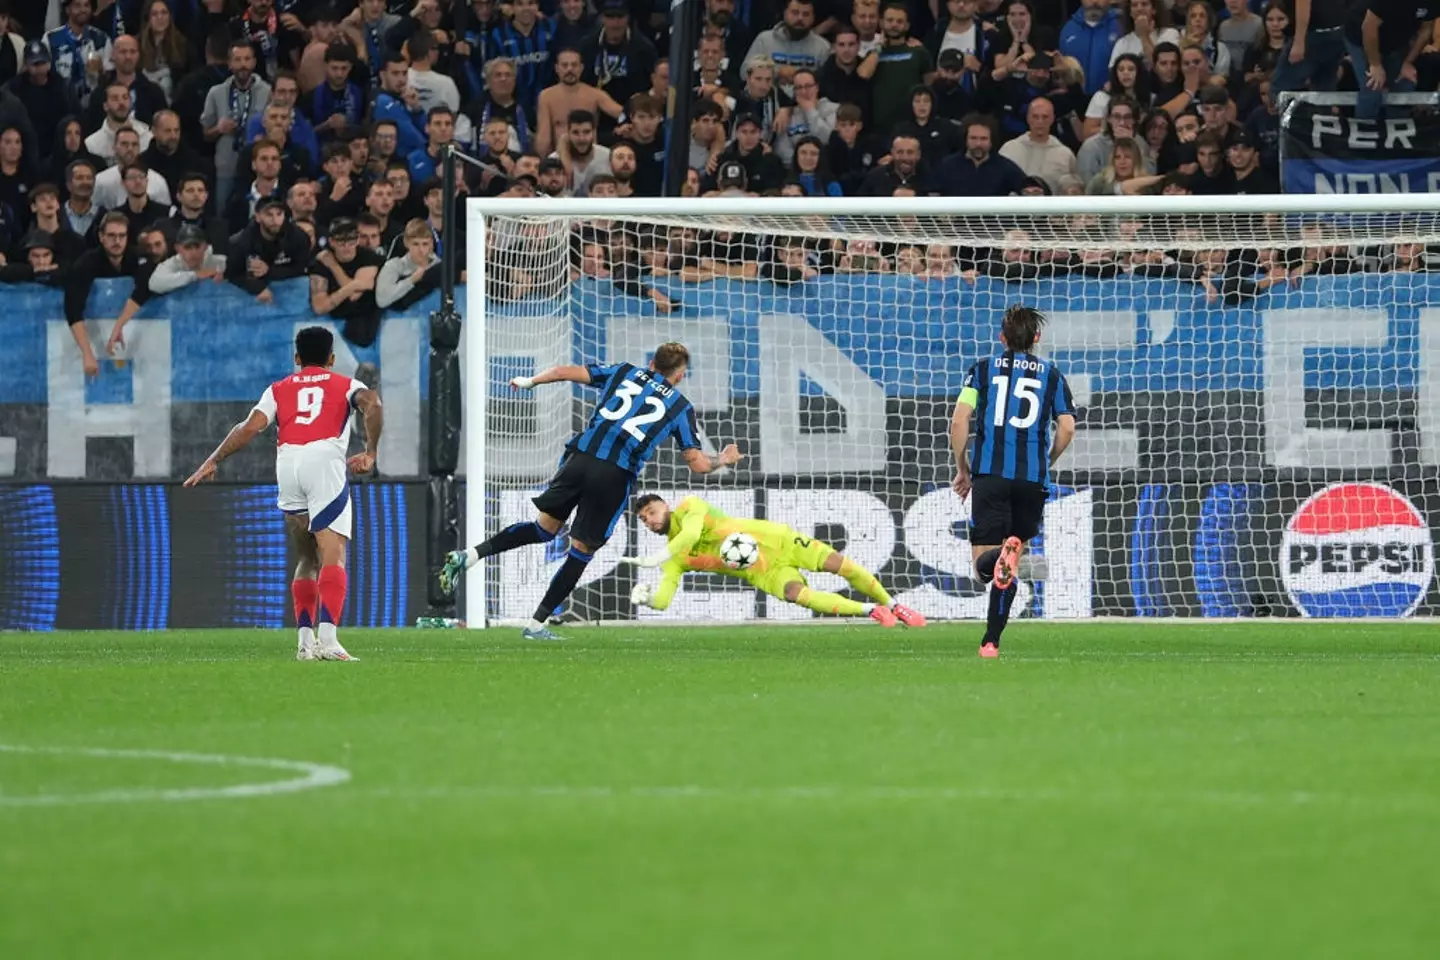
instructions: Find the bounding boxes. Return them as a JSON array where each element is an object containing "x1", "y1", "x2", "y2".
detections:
[{"x1": 720, "y1": 532, "x2": 760, "y2": 570}]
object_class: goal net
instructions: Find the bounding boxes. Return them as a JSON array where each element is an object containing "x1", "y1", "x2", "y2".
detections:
[{"x1": 464, "y1": 195, "x2": 1440, "y2": 625}]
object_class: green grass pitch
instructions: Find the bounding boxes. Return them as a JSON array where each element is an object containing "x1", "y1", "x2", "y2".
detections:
[{"x1": 4, "y1": 623, "x2": 1440, "y2": 959}]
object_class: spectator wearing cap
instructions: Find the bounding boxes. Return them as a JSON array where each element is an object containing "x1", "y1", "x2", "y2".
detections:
[
  {"x1": 1076, "y1": 95, "x2": 1153, "y2": 182},
  {"x1": 309, "y1": 216, "x2": 384, "y2": 348},
  {"x1": 20, "y1": 181, "x2": 86, "y2": 263},
  {"x1": 61, "y1": 157, "x2": 99, "y2": 237},
  {"x1": 858, "y1": 131, "x2": 929, "y2": 195},
  {"x1": 94, "y1": 126, "x2": 171, "y2": 208},
  {"x1": 8, "y1": 40, "x2": 80, "y2": 158},
  {"x1": 998, "y1": 97, "x2": 1077, "y2": 193},
  {"x1": 43, "y1": 0, "x2": 113, "y2": 111},
  {"x1": 1108, "y1": 0, "x2": 1178, "y2": 68},
  {"x1": 201, "y1": 40, "x2": 272, "y2": 211},
  {"x1": 226, "y1": 196, "x2": 308, "y2": 304},
  {"x1": 859, "y1": 3, "x2": 936, "y2": 134},
  {"x1": 818, "y1": 24, "x2": 872, "y2": 126},
  {"x1": 536, "y1": 47, "x2": 624, "y2": 158},
  {"x1": 936, "y1": 114, "x2": 1027, "y2": 196},
  {"x1": 894, "y1": 85, "x2": 961, "y2": 167},
  {"x1": 110, "y1": 162, "x2": 167, "y2": 240},
  {"x1": 0, "y1": 231, "x2": 64, "y2": 285},
  {"x1": 167, "y1": 172, "x2": 229, "y2": 255},
  {"x1": 1227, "y1": 129, "x2": 1278, "y2": 195},
  {"x1": 929, "y1": 49, "x2": 975, "y2": 120},
  {"x1": 712, "y1": 159, "x2": 750, "y2": 195},
  {"x1": 1343, "y1": 0, "x2": 1430, "y2": 122},
  {"x1": 710, "y1": 112, "x2": 785, "y2": 194},
  {"x1": 552, "y1": 109, "x2": 611, "y2": 197},
  {"x1": 744, "y1": 0, "x2": 833, "y2": 92},
  {"x1": 580, "y1": 0, "x2": 658, "y2": 109},
  {"x1": 993, "y1": 49, "x2": 1057, "y2": 141},
  {"x1": 536, "y1": 156, "x2": 567, "y2": 196},
  {"x1": 924, "y1": 0, "x2": 990, "y2": 98},
  {"x1": 1060, "y1": 0, "x2": 1122, "y2": 95},
  {"x1": 306, "y1": 42, "x2": 366, "y2": 143},
  {"x1": 827, "y1": 102, "x2": 879, "y2": 194},
  {"x1": 105, "y1": 223, "x2": 226, "y2": 357},
  {"x1": 64, "y1": 210, "x2": 146, "y2": 376},
  {"x1": 377, "y1": 217, "x2": 442, "y2": 309},
  {"x1": 83, "y1": 34, "x2": 166, "y2": 135}
]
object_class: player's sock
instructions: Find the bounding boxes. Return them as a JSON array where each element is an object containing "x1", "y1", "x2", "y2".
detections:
[
  {"x1": 292, "y1": 577, "x2": 318, "y2": 645},
  {"x1": 532, "y1": 546, "x2": 592, "y2": 622},
  {"x1": 471, "y1": 521, "x2": 555, "y2": 563},
  {"x1": 975, "y1": 548, "x2": 1001, "y2": 584},
  {"x1": 316, "y1": 566, "x2": 348, "y2": 643},
  {"x1": 836, "y1": 557, "x2": 893, "y2": 606},
  {"x1": 983, "y1": 581, "x2": 1019, "y2": 648},
  {"x1": 794, "y1": 586, "x2": 869, "y2": 617}
]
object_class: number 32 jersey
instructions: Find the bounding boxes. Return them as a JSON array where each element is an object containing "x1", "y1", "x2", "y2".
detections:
[
  {"x1": 961, "y1": 351, "x2": 1075, "y2": 485},
  {"x1": 253, "y1": 367, "x2": 364, "y2": 455},
  {"x1": 569, "y1": 362, "x2": 701, "y2": 475}
]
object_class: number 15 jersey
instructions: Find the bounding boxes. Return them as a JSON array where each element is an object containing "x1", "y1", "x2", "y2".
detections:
[
  {"x1": 569, "y1": 362, "x2": 702, "y2": 475},
  {"x1": 960, "y1": 351, "x2": 1075, "y2": 485},
  {"x1": 253, "y1": 367, "x2": 364, "y2": 455}
]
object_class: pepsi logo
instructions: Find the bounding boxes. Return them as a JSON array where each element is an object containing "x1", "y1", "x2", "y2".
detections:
[{"x1": 1281, "y1": 483, "x2": 1434, "y2": 618}]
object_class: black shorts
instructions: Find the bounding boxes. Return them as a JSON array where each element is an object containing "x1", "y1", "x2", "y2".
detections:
[
  {"x1": 969, "y1": 475, "x2": 1048, "y2": 545},
  {"x1": 531, "y1": 452, "x2": 634, "y2": 549}
]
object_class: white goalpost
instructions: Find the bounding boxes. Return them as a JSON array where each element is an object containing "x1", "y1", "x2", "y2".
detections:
[{"x1": 464, "y1": 194, "x2": 1440, "y2": 627}]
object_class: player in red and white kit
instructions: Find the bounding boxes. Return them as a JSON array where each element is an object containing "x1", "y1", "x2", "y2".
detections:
[{"x1": 185, "y1": 327, "x2": 383, "y2": 661}]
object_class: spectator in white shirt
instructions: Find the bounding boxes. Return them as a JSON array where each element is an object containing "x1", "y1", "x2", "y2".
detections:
[
  {"x1": 999, "y1": 97, "x2": 1078, "y2": 192},
  {"x1": 93, "y1": 126, "x2": 171, "y2": 208},
  {"x1": 84, "y1": 82, "x2": 153, "y2": 162},
  {"x1": 1109, "y1": 0, "x2": 1179, "y2": 66}
]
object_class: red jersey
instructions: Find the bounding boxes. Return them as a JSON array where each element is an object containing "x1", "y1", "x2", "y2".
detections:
[{"x1": 253, "y1": 367, "x2": 364, "y2": 453}]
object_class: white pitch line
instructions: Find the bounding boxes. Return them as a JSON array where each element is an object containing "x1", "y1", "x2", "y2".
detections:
[{"x1": 0, "y1": 745, "x2": 351, "y2": 808}]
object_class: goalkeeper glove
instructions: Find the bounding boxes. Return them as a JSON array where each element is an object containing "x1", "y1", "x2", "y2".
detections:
[
  {"x1": 509, "y1": 376, "x2": 536, "y2": 389},
  {"x1": 618, "y1": 550, "x2": 670, "y2": 569},
  {"x1": 630, "y1": 583, "x2": 653, "y2": 607}
]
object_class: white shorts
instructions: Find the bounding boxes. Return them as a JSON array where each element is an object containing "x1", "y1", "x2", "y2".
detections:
[{"x1": 276, "y1": 444, "x2": 352, "y2": 539}]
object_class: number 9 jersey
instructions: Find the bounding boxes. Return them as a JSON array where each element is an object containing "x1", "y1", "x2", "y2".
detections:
[
  {"x1": 570, "y1": 362, "x2": 702, "y2": 475},
  {"x1": 252, "y1": 367, "x2": 365, "y2": 538},
  {"x1": 960, "y1": 350, "x2": 1075, "y2": 485}
]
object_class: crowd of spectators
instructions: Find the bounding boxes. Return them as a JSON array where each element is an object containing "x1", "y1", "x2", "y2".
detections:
[{"x1": 0, "y1": 0, "x2": 1435, "y2": 372}]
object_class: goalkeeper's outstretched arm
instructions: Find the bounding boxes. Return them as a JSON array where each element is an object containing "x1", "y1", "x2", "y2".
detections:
[{"x1": 646, "y1": 562, "x2": 683, "y2": 611}]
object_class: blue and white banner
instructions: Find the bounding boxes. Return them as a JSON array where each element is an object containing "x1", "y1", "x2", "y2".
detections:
[{"x1": 1281, "y1": 103, "x2": 1440, "y2": 193}]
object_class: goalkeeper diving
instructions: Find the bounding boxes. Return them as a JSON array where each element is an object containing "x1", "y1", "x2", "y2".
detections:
[{"x1": 624, "y1": 494, "x2": 927, "y2": 627}]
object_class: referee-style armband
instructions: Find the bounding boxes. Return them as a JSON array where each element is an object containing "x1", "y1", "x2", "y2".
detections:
[{"x1": 957, "y1": 387, "x2": 978, "y2": 408}]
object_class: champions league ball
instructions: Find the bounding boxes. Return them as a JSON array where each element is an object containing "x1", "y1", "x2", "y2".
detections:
[{"x1": 720, "y1": 532, "x2": 760, "y2": 571}]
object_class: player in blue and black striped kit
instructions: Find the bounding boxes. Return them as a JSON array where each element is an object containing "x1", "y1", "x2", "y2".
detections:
[
  {"x1": 951, "y1": 306, "x2": 1076, "y2": 658},
  {"x1": 439, "y1": 342, "x2": 743, "y2": 640}
]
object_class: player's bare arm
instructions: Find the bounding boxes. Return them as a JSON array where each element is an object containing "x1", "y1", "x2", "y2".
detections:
[
  {"x1": 347, "y1": 388, "x2": 384, "y2": 474},
  {"x1": 682, "y1": 444, "x2": 743, "y2": 475},
  {"x1": 184, "y1": 409, "x2": 270, "y2": 487},
  {"x1": 508, "y1": 364, "x2": 594, "y2": 389},
  {"x1": 106, "y1": 297, "x2": 143, "y2": 355},
  {"x1": 951, "y1": 397, "x2": 974, "y2": 499},
  {"x1": 1051, "y1": 413, "x2": 1076, "y2": 467}
]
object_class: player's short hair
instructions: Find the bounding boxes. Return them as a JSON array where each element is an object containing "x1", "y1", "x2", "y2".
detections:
[
  {"x1": 404, "y1": 218, "x2": 432, "y2": 241},
  {"x1": 836, "y1": 102, "x2": 863, "y2": 125},
  {"x1": 628, "y1": 93, "x2": 663, "y2": 118},
  {"x1": 651, "y1": 341, "x2": 689, "y2": 377},
  {"x1": 29, "y1": 182, "x2": 60, "y2": 202},
  {"x1": 1002, "y1": 304, "x2": 1047, "y2": 352},
  {"x1": 567, "y1": 109, "x2": 596, "y2": 129},
  {"x1": 634, "y1": 493, "x2": 665, "y2": 513},
  {"x1": 295, "y1": 326, "x2": 335, "y2": 367}
]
